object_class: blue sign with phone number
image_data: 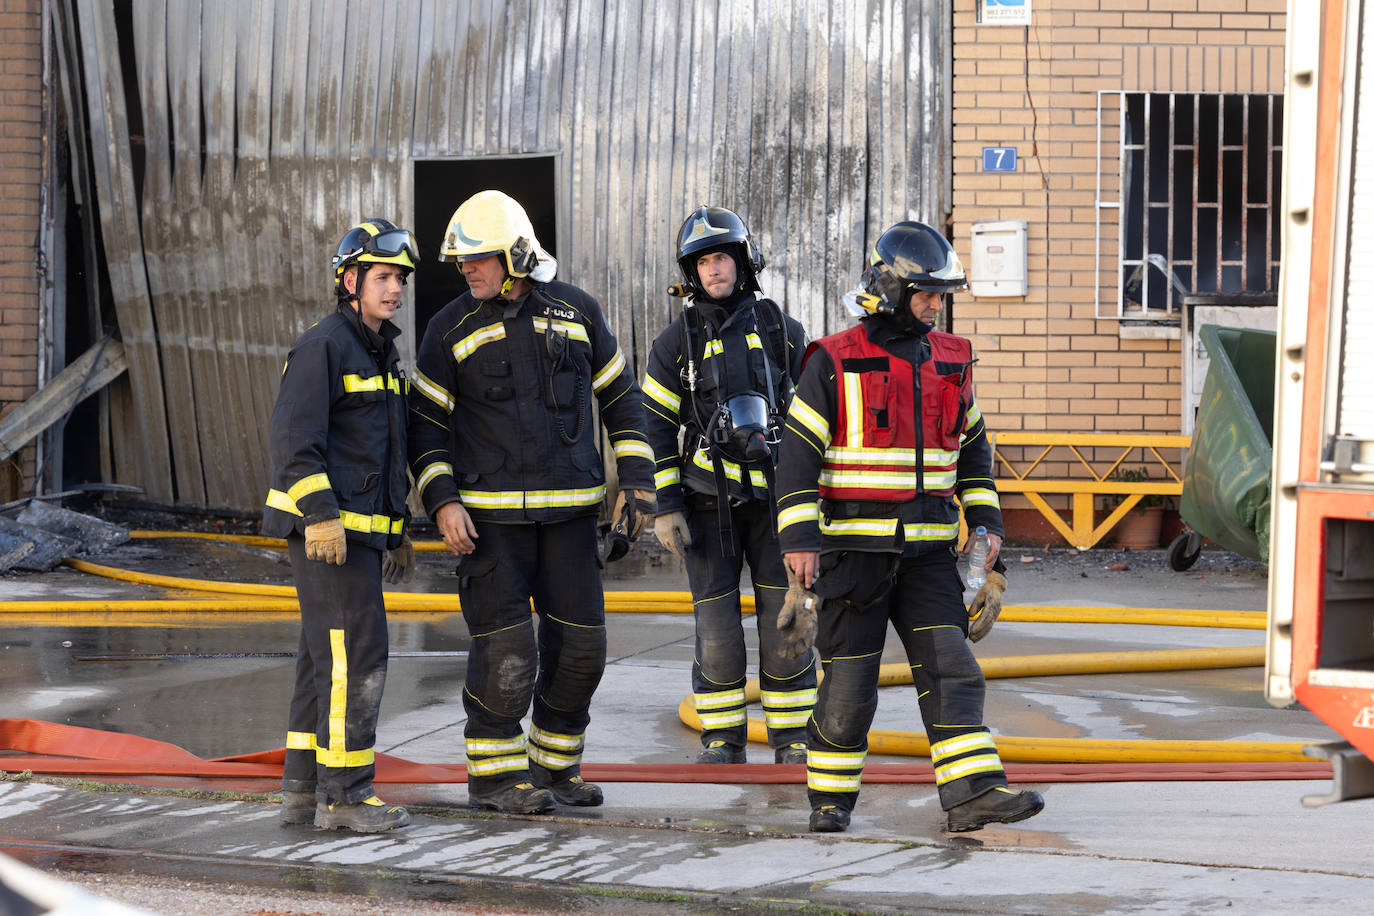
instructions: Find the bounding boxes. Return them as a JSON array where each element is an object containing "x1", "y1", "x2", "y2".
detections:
[{"x1": 982, "y1": 147, "x2": 1018, "y2": 172}]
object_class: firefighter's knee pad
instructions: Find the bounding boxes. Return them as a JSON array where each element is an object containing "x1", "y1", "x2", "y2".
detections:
[
  {"x1": 695, "y1": 627, "x2": 748, "y2": 686},
  {"x1": 539, "y1": 616, "x2": 607, "y2": 708},
  {"x1": 468, "y1": 618, "x2": 538, "y2": 720},
  {"x1": 912, "y1": 626, "x2": 986, "y2": 723},
  {"x1": 812, "y1": 655, "x2": 880, "y2": 747}
]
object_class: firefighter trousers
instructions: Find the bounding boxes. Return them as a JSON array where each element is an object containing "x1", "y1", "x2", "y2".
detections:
[
  {"x1": 683, "y1": 493, "x2": 818, "y2": 750},
  {"x1": 456, "y1": 515, "x2": 607, "y2": 794},
  {"x1": 806, "y1": 548, "x2": 1009, "y2": 814},
  {"x1": 282, "y1": 535, "x2": 389, "y2": 806}
]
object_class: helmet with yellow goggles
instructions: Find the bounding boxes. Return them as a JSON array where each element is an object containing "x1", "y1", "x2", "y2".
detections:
[
  {"x1": 332, "y1": 218, "x2": 418, "y2": 285},
  {"x1": 843, "y1": 220, "x2": 966, "y2": 318}
]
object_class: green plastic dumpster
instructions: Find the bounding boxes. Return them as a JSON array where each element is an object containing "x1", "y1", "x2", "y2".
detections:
[{"x1": 1173, "y1": 324, "x2": 1276, "y2": 569}]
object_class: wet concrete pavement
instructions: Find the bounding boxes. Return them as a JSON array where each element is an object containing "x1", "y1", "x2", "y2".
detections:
[{"x1": 2, "y1": 536, "x2": 1372, "y2": 914}]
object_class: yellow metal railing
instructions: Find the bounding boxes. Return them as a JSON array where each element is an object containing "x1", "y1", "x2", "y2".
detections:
[{"x1": 992, "y1": 433, "x2": 1191, "y2": 550}]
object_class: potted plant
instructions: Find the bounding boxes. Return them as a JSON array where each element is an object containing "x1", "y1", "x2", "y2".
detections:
[{"x1": 1101, "y1": 466, "x2": 1167, "y2": 549}]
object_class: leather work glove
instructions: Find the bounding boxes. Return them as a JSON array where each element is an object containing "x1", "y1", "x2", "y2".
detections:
[
  {"x1": 653, "y1": 511, "x2": 692, "y2": 557},
  {"x1": 382, "y1": 536, "x2": 415, "y2": 584},
  {"x1": 612, "y1": 488, "x2": 657, "y2": 541},
  {"x1": 304, "y1": 518, "x2": 347, "y2": 566},
  {"x1": 776, "y1": 565, "x2": 820, "y2": 659},
  {"x1": 967, "y1": 570, "x2": 1007, "y2": 643}
]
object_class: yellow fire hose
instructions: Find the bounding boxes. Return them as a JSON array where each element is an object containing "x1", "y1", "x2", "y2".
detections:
[{"x1": 46, "y1": 540, "x2": 1291, "y2": 763}]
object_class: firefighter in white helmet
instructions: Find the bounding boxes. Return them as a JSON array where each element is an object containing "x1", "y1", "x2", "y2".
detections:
[
  {"x1": 409, "y1": 190, "x2": 655, "y2": 814},
  {"x1": 774, "y1": 220, "x2": 1039, "y2": 833}
]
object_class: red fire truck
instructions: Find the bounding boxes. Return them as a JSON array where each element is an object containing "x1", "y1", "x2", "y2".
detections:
[{"x1": 1266, "y1": 0, "x2": 1374, "y2": 805}]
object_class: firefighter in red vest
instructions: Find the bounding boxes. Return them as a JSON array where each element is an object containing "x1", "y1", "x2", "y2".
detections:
[{"x1": 774, "y1": 220, "x2": 1043, "y2": 834}]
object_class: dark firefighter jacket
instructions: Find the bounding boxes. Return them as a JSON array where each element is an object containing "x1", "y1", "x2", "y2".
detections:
[
  {"x1": 642, "y1": 293, "x2": 806, "y2": 514},
  {"x1": 408, "y1": 279, "x2": 654, "y2": 523},
  {"x1": 775, "y1": 315, "x2": 1002, "y2": 557},
  {"x1": 262, "y1": 305, "x2": 409, "y2": 551}
]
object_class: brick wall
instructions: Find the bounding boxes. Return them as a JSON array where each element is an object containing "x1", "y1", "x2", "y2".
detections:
[
  {"x1": 950, "y1": 0, "x2": 1286, "y2": 523},
  {"x1": 0, "y1": 0, "x2": 42, "y2": 500}
]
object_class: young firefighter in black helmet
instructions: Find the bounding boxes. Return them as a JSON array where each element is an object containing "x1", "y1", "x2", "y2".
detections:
[
  {"x1": 642, "y1": 206, "x2": 818, "y2": 764},
  {"x1": 408, "y1": 190, "x2": 655, "y2": 815},
  {"x1": 774, "y1": 220, "x2": 1040, "y2": 834},
  {"x1": 264, "y1": 218, "x2": 418, "y2": 833}
]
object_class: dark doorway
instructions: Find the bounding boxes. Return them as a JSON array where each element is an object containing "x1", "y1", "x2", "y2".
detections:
[{"x1": 412, "y1": 157, "x2": 558, "y2": 344}]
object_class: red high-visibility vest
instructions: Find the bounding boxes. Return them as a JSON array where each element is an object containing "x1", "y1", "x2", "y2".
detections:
[{"x1": 811, "y1": 325, "x2": 973, "y2": 501}]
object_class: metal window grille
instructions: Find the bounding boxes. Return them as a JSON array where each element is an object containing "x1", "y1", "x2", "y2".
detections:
[{"x1": 1096, "y1": 91, "x2": 1284, "y2": 319}]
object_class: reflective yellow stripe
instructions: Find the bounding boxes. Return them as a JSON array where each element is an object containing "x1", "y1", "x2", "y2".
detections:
[
  {"x1": 285, "y1": 730, "x2": 316, "y2": 750},
  {"x1": 452, "y1": 323, "x2": 506, "y2": 364},
  {"x1": 819, "y1": 516, "x2": 899, "y2": 538},
  {"x1": 931, "y1": 732, "x2": 997, "y2": 760},
  {"x1": 825, "y1": 447, "x2": 918, "y2": 464},
  {"x1": 901, "y1": 521, "x2": 961, "y2": 542},
  {"x1": 529, "y1": 726, "x2": 585, "y2": 751},
  {"x1": 417, "y1": 461, "x2": 453, "y2": 495},
  {"x1": 703, "y1": 333, "x2": 762, "y2": 358},
  {"x1": 842, "y1": 372, "x2": 864, "y2": 445},
  {"x1": 338, "y1": 510, "x2": 404, "y2": 535},
  {"x1": 965, "y1": 401, "x2": 982, "y2": 428},
  {"x1": 288, "y1": 473, "x2": 332, "y2": 503},
  {"x1": 457, "y1": 486, "x2": 607, "y2": 510},
  {"x1": 959, "y1": 487, "x2": 1000, "y2": 509},
  {"x1": 807, "y1": 749, "x2": 867, "y2": 769},
  {"x1": 788, "y1": 395, "x2": 830, "y2": 444},
  {"x1": 314, "y1": 628, "x2": 375, "y2": 768},
  {"x1": 528, "y1": 745, "x2": 582, "y2": 769},
  {"x1": 328, "y1": 628, "x2": 347, "y2": 754},
  {"x1": 466, "y1": 754, "x2": 529, "y2": 776},
  {"x1": 528, "y1": 726, "x2": 585, "y2": 770},
  {"x1": 467, "y1": 735, "x2": 528, "y2": 755},
  {"x1": 413, "y1": 369, "x2": 454, "y2": 413},
  {"x1": 642, "y1": 374, "x2": 681, "y2": 413},
  {"x1": 807, "y1": 771, "x2": 862, "y2": 792},
  {"x1": 934, "y1": 753, "x2": 1004, "y2": 785},
  {"x1": 694, "y1": 689, "x2": 746, "y2": 709},
  {"x1": 612, "y1": 437, "x2": 654, "y2": 462},
  {"x1": 690, "y1": 448, "x2": 767, "y2": 487},
  {"x1": 777, "y1": 502, "x2": 820, "y2": 531},
  {"x1": 592, "y1": 348, "x2": 626, "y2": 392},
  {"x1": 761, "y1": 687, "x2": 818, "y2": 708},
  {"x1": 265, "y1": 489, "x2": 304, "y2": 517},
  {"x1": 533, "y1": 318, "x2": 591, "y2": 345},
  {"x1": 466, "y1": 732, "x2": 530, "y2": 776},
  {"x1": 820, "y1": 468, "x2": 957, "y2": 491},
  {"x1": 342, "y1": 372, "x2": 401, "y2": 394},
  {"x1": 821, "y1": 447, "x2": 958, "y2": 468},
  {"x1": 655, "y1": 467, "x2": 681, "y2": 489}
]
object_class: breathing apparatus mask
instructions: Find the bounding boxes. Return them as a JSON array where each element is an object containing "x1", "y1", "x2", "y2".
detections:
[{"x1": 708, "y1": 392, "x2": 775, "y2": 464}]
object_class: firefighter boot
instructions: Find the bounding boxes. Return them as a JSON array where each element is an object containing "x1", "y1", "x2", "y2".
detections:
[
  {"x1": 314, "y1": 796, "x2": 411, "y2": 833},
  {"x1": 945, "y1": 787, "x2": 1044, "y2": 833},
  {"x1": 775, "y1": 742, "x2": 808, "y2": 764},
  {"x1": 280, "y1": 791, "x2": 317, "y2": 826},
  {"x1": 696, "y1": 740, "x2": 747, "y2": 764},
  {"x1": 809, "y1": 804, "x2": 851, "y2": 833},
  {"x1": 530, "y1": 764, "x2": 604, "y2": 807},
  {"x1": 467, "y1": 781, "x2": 557, "y2": 815}
]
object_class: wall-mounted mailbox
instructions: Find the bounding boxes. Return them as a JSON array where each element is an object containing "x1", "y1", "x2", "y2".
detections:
[{"x1": 969, "y1": 219, "x2": 1027, "y2": 297}]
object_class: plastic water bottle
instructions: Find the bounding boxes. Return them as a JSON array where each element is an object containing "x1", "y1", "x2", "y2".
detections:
[{"x1": 966, "y1": 526, "x2": 989, "y2": 590}]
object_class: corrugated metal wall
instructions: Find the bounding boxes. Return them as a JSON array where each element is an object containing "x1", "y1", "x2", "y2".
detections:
[{"x1": 61, "y1": 0, "x2": 952, "y2": 512}]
